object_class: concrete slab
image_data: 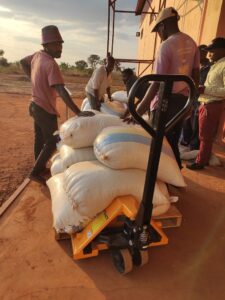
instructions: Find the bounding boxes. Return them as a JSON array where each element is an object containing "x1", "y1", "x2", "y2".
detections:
[{"x1": 0, "y1": 150, "x2": 225, "y2": 300}]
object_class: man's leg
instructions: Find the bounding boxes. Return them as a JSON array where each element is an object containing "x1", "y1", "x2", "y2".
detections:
[
  {"x1": 165, "y1": 94, "x2": 187, "y2": 169},
  {"x1": 189, "y1": 104, "x2": 200, "y2": 150},
  {"x1": 196, "y1": 103, "x2": 223, "y2": 165},
  {"x1": 33, "y1": 121, "x2": 44, "y2": 160},
  {"x1": 180, "y1": 117, "x2": 193, "y2": 146},
  {"x1": 29, "y1": 102, "x2": 44, "y2": 160},
  {"x1": 166, "y1": 121, "x2": 183, "y2": 169},
  {"x1": 187, "y1": 102, "x2": 223, "y2": 170},
  {"x1": 29, "y1": 103, "x2": 58, "y2": 183}
]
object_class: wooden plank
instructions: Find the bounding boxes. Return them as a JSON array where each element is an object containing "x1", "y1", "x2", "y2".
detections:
[
  {"x1": 54, "y1": 230, "x2": 71, "y2": 241},
  {"x1": 0, "y1": 178, "x2": 30, "y2": 217},
  {"x1": 152, "y1": 205, "x2": 182, "y2": 228}
]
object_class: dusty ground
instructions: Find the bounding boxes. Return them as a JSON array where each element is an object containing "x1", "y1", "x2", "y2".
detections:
[
  {"x1": 0, "y1": 148, "x2": 224, "y2": 300},
  {"x1": 0, "y1": 72, "x2": 124, "y2": 206},
  {"x1": 0, "y1": 73, "x2": 225, "y2": 300}
]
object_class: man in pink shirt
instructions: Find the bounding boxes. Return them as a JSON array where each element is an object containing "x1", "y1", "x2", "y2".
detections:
[
  {"x1": 21, "y1": 25, "x2": 93, "y2": 184},
  {"x1": 124, "y1": 7, "x2": 199, "y2": 169}
]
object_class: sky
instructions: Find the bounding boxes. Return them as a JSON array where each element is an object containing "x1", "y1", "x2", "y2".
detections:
[{"x1": 0, "y1": 0, "x2": 141, "y2": 67}]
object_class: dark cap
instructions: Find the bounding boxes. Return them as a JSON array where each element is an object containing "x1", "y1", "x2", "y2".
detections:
[
  {"x1": 41, "y1": 25, "x2": 64, "y2": 45},
  {"x1": 206, "y1": 37, "x2": 225, "y2": 51},
  {"x1": 198, "y1": 44, "x2": 207, "y2": 52}
]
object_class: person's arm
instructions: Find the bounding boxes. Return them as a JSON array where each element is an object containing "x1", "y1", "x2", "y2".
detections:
[
  {"x1": 136, "y1": 81, "x2": 160, "y2": 115},
  {"x1": 123, "y1": 82, "x2": 159, "y2": 123},
  {"x1": 191, "y1": 46, "x2": 200, "y2": 87},
  {"x1": 135, "y1": 44, "x2": 167, "y2": 116},
  {"x1": 192, "y1": 67, "x2": 200, "y2": 88},
  {"x1": 20, "y1": 55, "x2": 34, "y2": 79},
  {"x1": 106, "y1": 87, "x2": 112, "y2": 101},
  {"x1": 92, "y1": 67, "x2": 104, "y2": 104},
  {"x1": 93, "y1": 89, "x2": 100, "y2": 101},
  {"x1": 54, "y1": 84, "x2": 94, "y2": 116}
]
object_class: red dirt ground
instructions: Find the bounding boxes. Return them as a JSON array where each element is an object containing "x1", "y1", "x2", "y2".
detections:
[
  {"x1": 0, "y1": 73, "x2": 123, "y2": 206},
  {"x1": 0, "y1": 73, "x2": 225, "y2": 300}
]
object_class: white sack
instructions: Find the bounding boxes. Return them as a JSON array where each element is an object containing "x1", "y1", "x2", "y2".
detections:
[
  {"x1": 60, "y1": 144, "x2": 96, "y2": 169},
  {"x1": 50, "y1": 152, "x2": 60, "y2": 164},
  {"x1": 64, "y1": 161, "x2": 172, "y2": 226},
  {"x1": 47, "y1": 174, "x2": 90, "y2": 233},
  {"x1": 180, "y1": 150, "x2": 198, "y2": 160},
  {"x1": 101, "y1": 100, "x2": 127, "y2": 117},
  {"x1": 81, "y1": 97, "x2": 127, "y2": 117},
  {"x1": 111, "y1": 91, "x2": 128, "y2": 103},
  {"x1": 81, "y1": 97, "x2": 91, "y2": 111},
  {"x1": 59, "y1": 114, "x2": 125, "y2": 149},
  {"x1": 94, "y1": 126, "x2": 186, "y2": 187},
  {"x1": 50, "y1": 154, "x2": 64, "y2": 176}
]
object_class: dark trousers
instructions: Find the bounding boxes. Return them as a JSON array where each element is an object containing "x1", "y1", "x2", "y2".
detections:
[
  {"x1": 29, "y1": 102, "x2": 59, "y2": 174},
  {"x1": 151, "y1": 94, "x2": 188, "y2": 169},
  {"x1": 181, "y1": 103, "x2": 200, "y2": 150}
]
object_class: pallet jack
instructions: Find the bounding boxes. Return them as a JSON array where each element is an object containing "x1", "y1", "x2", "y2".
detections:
[{"x1": 57, "y1": 74, "x2": 196, "y2": 274}]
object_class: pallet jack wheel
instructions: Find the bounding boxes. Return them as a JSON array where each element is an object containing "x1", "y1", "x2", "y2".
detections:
[
  {"x1": 111, "y1": 249, "x2": 133, "y2": 274},
  {"x1": 131, "y1": 248, "x2": 149, "y2": 267}
]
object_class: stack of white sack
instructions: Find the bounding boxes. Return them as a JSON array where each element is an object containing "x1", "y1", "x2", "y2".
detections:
[
  {"x1": 81, "y1": 97, "x2": 127, "y2": 117},
  {"x1": 47, "y1": 114, "x2": 182, "y2": 234},
  {"x1": 179, "y1": 145, "x2": 221, "y2": 166},
  {"x1": 94, "y1": 126, "x2": 186, "y2": 187},
  {"x1": 50, "y1": 113, "x2": 127, "y2": 176},
  {"x1": 111, "y1": 91, "x2": 128, "y2": 103},
  {"x1": 59, "y1": 113, "x2": 126, "y2": 148},
  {"x1": 50, "y1": 145, "x2": 96, "y2": 176},
  {"x1": 47, "y1": 160, "x2": 178, "y2": 233},
  {"x1": 50, "y1": 152, "x2": 64, "y2": 176}
]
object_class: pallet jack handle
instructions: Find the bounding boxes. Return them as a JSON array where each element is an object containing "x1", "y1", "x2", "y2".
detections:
[{"x1": 127, "y1": 74, "x2": 196, "y2": 233}]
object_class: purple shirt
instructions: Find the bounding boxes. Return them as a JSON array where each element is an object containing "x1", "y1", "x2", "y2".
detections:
[{"x1": 151, "y1": 32, "x2": 200, "y2": 110}]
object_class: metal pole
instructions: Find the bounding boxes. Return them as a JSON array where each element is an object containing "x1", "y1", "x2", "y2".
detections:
[
  {"x1": 111, "y1": 1, "x2": 115, "y2": 55},
  {"x1": 107, "y1": 0, "x2": 111, "y2": 56}
]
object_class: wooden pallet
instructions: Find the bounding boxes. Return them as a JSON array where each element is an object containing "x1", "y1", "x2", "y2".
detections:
[
  {"x1": 152, "y1": 205, "x2": 182, "y2": 228},
  {"x1": 55, "y1": 205, "x2": 182, "y2": 241}
]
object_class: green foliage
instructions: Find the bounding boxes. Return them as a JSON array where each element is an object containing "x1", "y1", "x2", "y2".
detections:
[
  {"x1": 0, "y1": 49, "x2": 9, "y2": 67},
  {"x1": 0, "y1": 57, "x2": 9, "y2": 67},
  {"x1": 59, "y1": 62, "x2": 71, "y2": 71},
  {"x1": 75, "y1": 60, "x2": 88, "y2": 70},
  {"x1": 87, "y1": 54, "x2": 100, "y2": 69}
]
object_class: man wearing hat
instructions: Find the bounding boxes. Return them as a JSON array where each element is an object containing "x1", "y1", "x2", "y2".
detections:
[
  {"x1": 187, "y1": 37, "x2": 225, "y2": 170},
  {"x1": 123, "y1": 7, "x2": 199, "y2": 169},
  {"x1": 20, "y1": 25, "x2": 94, "y2": 184}
]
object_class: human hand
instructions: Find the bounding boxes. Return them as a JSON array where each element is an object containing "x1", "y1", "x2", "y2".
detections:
[
  {"x1": 198, "y1": 86, "x2": 205, "y2": 94},
  {"x1": 77, "y1": 111, "x2": 95, "y2": 117},
  {"x1": 122, "y1": 115, "x2": 136, "y2": 124},
  {"x1": 120, "y1": 110, "x2": 129, "y2": 119}
]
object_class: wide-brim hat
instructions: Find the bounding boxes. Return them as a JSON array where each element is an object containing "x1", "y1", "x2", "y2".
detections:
[
  {"x1": 151, "y1": 7, "x2": 180, "y2": 32},
  {"x1": 41, "y1": 25, "x2": 64, "y2": 45},
  {"x1": 206, "y1": 37, "x2": 225, "y2": 51}
]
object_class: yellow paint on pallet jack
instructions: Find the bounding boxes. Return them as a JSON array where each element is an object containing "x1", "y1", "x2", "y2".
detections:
[{"x1": 71, "y1": 195, "x2": 168, "y2": 260}]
